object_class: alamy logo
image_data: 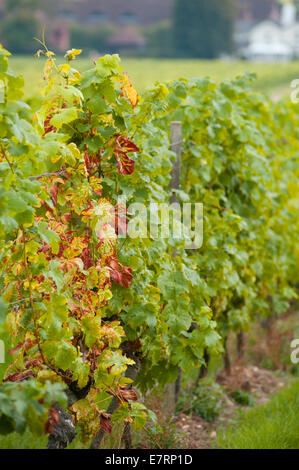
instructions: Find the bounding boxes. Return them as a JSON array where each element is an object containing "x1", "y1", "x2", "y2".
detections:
[
  {"x1": 0, "y1": 340, "x2": 4, "y2": 364},
  {"x1": 94, "y1": 198, "x2": 203, "y2": 249},
  {"x1": 0, "y1": 80, "x2": 4, "y2": 104},
  {"x1": 290, "y1": 339, "x2": 299, "y2": 364}
]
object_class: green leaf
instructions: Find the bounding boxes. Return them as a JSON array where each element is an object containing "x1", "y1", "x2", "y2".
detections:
[
  {"x1": 50, "y1": 108, "x2": 78, "y2": 129},
  {"x1": 39, "y1": 293, "x2": 68, "y2": 333},
  {"x1": 43, "y1": 340, "x2": 77, "y2": 371},
  {"x1": 0, "y1": 297, "x2": 7, "y2": 324},
  {"x1": 44, "y1": 260, "x2": 64, "y2": 292},
  {"x1": 37, "y1": 221, "x2": 60, "y2": 255},
  {"x1": 0, "y1": 414, "x2": 15, "y2": 435},
  {"x1": 124, "y1": 303, "x2": 158, "y2": 328},
  {"x1": 72, "y1": 358, "x2": 90, "y2": 388},
  {"x1": 205, "y1": 331, "x2": 221, "y2": 348},
  {"x1": 81, "y1": 315, "x2": 101, "y2": 348},
  {"x1": 6, "y1": 192, "x2": 28, "y2": 213}
]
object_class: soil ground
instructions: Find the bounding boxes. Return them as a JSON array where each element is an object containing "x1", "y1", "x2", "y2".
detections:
[{"x1": 176, "y1": 364, "x2": 288, "y2": 449}]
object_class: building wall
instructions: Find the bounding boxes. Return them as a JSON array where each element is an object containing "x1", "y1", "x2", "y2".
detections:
[
  {"x1": 249, "y1": 21, "x2": 282, "y2": 45},
  {"x1": 55, "y1": 0, "x2": 174, "y2": 25},
  {"x1": 284, "y1": 23, "x2": 299, "y2": 51},
  {"x1": 246, "y1": 19, "x2": 299, "y2": 61}
]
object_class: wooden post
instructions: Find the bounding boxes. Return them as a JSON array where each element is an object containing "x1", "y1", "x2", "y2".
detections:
[
  {"x1": 224, "y1": 336, "x2": 232, "y2": 376},
  {"x1": 237, "y1": 331, "x2": 245, "y2": 359},
  {"x1": 170, "y1": 121, "x2": 182, "y2": 204},
  {"x1": 195, "y1": 349, "x2": 210, "y2": 387},
  {"x1": 163, "y1": 122, "x2": 182, "y2": 415}
]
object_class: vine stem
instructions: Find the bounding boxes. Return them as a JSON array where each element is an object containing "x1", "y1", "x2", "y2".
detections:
[
  {"x1": 21, "y1": 227, "x2": 65, "y2": 380},
  {"x1": 4, "y1": 153, "x2": 15, "y2": 174},
  {"x1": 130, "y1": 104, "x2": 152, "y2": 140},
  {"x1": 22, "y1": 228, "x2": 42, "y2": 354},
  {"x1": 30, "y1": 170, "x2": 67, "y2": 179}
]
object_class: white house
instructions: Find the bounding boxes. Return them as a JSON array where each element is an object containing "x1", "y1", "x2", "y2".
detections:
[
  {"x1": 246, "y1": 20, "x2": 293, "y2": 62},
  {"x1": 240, "y1": 3, "x2": 299, "y2": 62},
  {"x1": 281, "y1": 3, "x2": 297, "y2": 27},
  {"x1": 249, "y1": 20, "x2": 281, "y2": 45},
  {"x1": 283, "y1": 22, "x2": 299, "y2": 57}
]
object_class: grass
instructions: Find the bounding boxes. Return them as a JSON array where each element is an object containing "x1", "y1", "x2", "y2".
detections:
[
  {"x1": 0, "y1": 429, "x2": 88, "y2": 449},
  {"x1": 9, "y1": 56, "x2": 299, "y2": 99},
  {"x1": 216, "y1": 379, "x2": 299, "y2": 449},
  {"x1": 0, "y1": 430, "x2": 48, "y2": 449},
  {"x1": 2, "y1": 379, "x2": 299, "y2": 449}
]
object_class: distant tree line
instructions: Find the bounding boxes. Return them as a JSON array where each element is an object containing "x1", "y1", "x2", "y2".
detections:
[
  {"x1": 0, "y1": 0, "x2": 42, "y2": 54},
  {"x1": 0, "y1": 0, "x2": 236, "y2": 58},
  {"x1": 173, "y1": 0, "x2": 235, "y2": 58}
]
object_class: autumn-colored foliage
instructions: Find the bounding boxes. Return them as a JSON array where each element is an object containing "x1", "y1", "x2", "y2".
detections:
[
  {"x1": 0, "y1": 42, "x2": 298, "y2": 447},
  {"x1": 0, "y1": 45, "x2": 145, "y2": 441}
]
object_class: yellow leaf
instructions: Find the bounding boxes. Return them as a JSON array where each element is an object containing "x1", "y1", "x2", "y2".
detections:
[
  {"x1": 120, "y1": 73, "x2": 138, "y2": 108},
  {"x1": 65, "y1": 49, "x2": 82, "y2": 61}
]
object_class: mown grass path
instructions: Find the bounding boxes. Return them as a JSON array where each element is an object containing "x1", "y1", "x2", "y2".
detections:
[{"x1": 216, "y1": 379, "x2": 299, "y2": 449}]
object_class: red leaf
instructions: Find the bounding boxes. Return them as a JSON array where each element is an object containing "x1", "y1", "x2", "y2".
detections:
[
  {"x1": 100, "y1": 413, "x2": 112, "y2": 434},
  {"x1": 108, "y1": 257, "x2": 133, "y2": 288},
  {"x1": 82, "y1": 245, "x2": 93, "y2": 270},
  {"x1": 51, "y1": 408, "x2": 60, "y2": 425},
  {"x1": 114, "y1": 135, "x2": 139, "y2": 175},
  {"x1": 128, "y1": 339, "x2": 142, "y2": 352},
  {"x1": 3, "y1": 370, "x2": 35, "y2": 383},
  {"x1": 115, "y1": 135, "x2": 139, "y2": 154},
  {"x1": 43, "y1": 115, "x2": 57, "y2": 135},
  {"x1": 114, "y1": 203, "x2": 130, "y2": 235},
  {"x1": 8, "y1": 342, "x2": 23, "y2": 355},
  {"x1": 84, "y1": 150, "x2": 91, "y2": 176},
  {"x1": 50, "y1": 185, "x2": 58, "y2": 207},
  {"x1": 116, "y1": 386, "x2": 138, "y2": 404},
  {"x1": 8, "y1": 339, "x2": 35, "y2": 355},
  {"x1": 116, "y1": 153, "x2": 135, "y2": 175},
  {"x1": 44, "y1": 421, "x2": 54, "y2": 435},
  {"x1": 44, "y1": 408, "x2": 60, "y2": 435},
  {"x1": 24, "y1": 358, "x2": 41, "y2": 368}
]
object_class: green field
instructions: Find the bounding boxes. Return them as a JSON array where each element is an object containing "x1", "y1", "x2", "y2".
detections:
[{"x1": 9, "y1": 56, "x2": 299, "y2": 99}]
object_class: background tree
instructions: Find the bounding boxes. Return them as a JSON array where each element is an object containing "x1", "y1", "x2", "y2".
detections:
[
  {"x1": 5, "y1": 0, "x2": 43, "y2": 11},
  {"x1": 146, "y1": 20, "x2": 174, "y2": 58},
  {"x1": 0, "y1": 0, "x2": 48, "y2": 54},
  {"x1": 173, "y1": 0, "x2": 236, "y2": 58}
]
